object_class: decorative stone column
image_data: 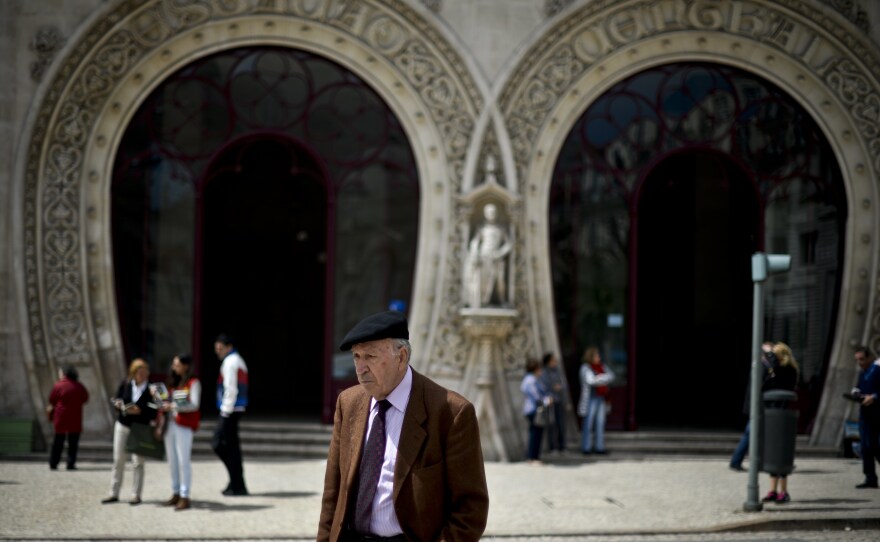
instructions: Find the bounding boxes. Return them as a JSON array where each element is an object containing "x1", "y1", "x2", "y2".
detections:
[{"x1": 460, "y1": 307, "x2": 521, "y2": 462}]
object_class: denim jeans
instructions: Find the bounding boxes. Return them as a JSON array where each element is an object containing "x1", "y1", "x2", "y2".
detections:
[
  {"x1": 730, "y1": 422, "x2": 750, "y2": 467},
  {"x1": 525, "y1": 412, "x2": 544, "y2": 460},
  {"x1": 165, "y1": 421, "x2": 194, "y2": 498},
  {"x1": 581, "y1": 396, "x2": 606, "y2": 452}
]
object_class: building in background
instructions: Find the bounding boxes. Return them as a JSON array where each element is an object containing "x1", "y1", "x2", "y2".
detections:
[{"x1": 2, "y1": 0, "x2": 879, "y2": 460}]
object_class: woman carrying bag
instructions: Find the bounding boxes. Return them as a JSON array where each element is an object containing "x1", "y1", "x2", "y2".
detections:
[
  {"x1": 102, "y1": 358, "x2": 157, "y2": 505},
  {"x1": 521, "y1": 358, "x2": 552, "y2": 464}
]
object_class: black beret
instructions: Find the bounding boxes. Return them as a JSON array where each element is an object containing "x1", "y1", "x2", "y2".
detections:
[{"x1": 339, "y1": 311, "x2": 409, "y2": 351}]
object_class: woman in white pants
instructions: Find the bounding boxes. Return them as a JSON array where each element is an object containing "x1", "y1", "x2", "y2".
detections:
[
  {"x1": 160, "y1": 354, "x2": 201, "y2": 511},
  {"x1": 103, "y1": 359, "x2": 155, "y2": 505}
]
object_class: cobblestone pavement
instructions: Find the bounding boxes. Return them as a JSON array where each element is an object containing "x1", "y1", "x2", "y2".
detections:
[{"x1": 0, "y1": 456, "x2": 877, "y2": 540}]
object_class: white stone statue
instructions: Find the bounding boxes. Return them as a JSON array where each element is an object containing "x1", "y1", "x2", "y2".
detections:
[{"x1": 465, "y1": 203, "x2": 512, "y2": 307}]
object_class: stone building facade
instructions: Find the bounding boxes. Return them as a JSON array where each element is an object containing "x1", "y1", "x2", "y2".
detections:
[{"x1": 2, "y1": 0, "x2": 880, "y2": 461}]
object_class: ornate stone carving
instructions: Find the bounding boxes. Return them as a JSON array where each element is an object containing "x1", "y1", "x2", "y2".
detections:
[
  {"x1": 501, "y1": 0, "x2": 880, "y2": 186},
  {"x1": 819, "y1": 58, "x2": 880, "y2": 171},
  {"x1": 820, "y1": 0, "x2": 870, "y2": 34},
  {"x1": 496, "y1": 0, "x2": 880, "y2": 448},
  {"x1": 29, "y1": 26, "x2": 65, "y2": 82},
  {"x1": 22, "y1": 0, "x2": 482, "y2": 416},
  {"x1": 545, "y1": 0, "x2": 575, "y2": 18}
]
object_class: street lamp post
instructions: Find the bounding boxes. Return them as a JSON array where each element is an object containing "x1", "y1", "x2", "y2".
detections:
[{"x1": 744, "y1": 252, "x2": 791, "y2": 512}]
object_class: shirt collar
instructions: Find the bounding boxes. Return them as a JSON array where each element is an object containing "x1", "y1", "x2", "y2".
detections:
[{"x1": 372, "y1": 365, "x2": 412, "y2": 415}]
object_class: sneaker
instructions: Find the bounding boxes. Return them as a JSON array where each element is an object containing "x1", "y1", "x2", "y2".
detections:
[
  {"x1": 856, "y1": 481, "x2": 879, "y2": 489},
  {"x1": 729, "y1": 464, "x2": 745, "y2": 472},
  {"x1": 776, "y1": 492, "x2": 791, "y2": 503},
  {"x1": 761, "y1": 491, "x2": 777, "y2": 502}
]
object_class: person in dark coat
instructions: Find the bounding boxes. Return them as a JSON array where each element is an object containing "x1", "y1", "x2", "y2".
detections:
[
  {"x1": 853, "y1": 346, "x2": 880, "y2": 488},
  {"x1": 760, "y1": 342, "x2": 799, "y2": 503},
  {"x1": 47, "y1": 365, "x2": 89, "y2": 470}
]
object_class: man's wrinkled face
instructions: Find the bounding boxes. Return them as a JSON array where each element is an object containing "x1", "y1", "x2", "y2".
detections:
[{"x1": 352, "y1": 338, "x2": 407, "y2": 400}]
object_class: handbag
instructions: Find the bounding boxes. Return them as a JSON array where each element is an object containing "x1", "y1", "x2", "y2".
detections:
[
  {"x1": 534, "y1": 404, "x2": 547, "y2": 428},
  {"x1": 125, "y1": 422, "x2": 165, "y2": 460}
]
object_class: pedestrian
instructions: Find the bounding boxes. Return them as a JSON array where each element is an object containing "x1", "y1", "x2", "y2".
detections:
[
  {"x1": 317, "y1": 310, "x2": 489, "y2": 542},
  {"x1": 522, "y1": 358, "x2": 551, "y2": 463},
  {"x1": 577, "y1": 346, "x2": 614, "y2": 455},
  {"x1": 853, "y1": 345, "x2": 880, "y2": 489},
  {"x1": 730, "y1": 341, "x2": 775, "y2": 472},
  {"x1": 47, "y1": 365, "x2": 89, "y2": 471},
  {"x1": 102, "y1": 358, "x2": 156, "y2": 505},
  {"x1": 540, "y1": 352, "x2": 567, "y2": 453},
  {"x1": 212, "y1": 333, "x2": 249, "y2": 496},
  {"x1": 760, "y1": 342, "x2": 799, "y2": 504},
  {"x1": 159, "y1": 353, "x2": 201, "y2": 510}
]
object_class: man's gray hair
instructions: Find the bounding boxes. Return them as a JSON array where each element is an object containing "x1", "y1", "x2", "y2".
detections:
[{"x1": 396, "y1": 338, "x2": 412, "y2": 361}]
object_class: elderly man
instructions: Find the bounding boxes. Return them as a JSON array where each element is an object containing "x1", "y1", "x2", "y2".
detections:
[{"x1": 318, "y1": 311, "x2": 489, "y2": 542}]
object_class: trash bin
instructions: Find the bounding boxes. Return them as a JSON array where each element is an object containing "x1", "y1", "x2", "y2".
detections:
[{"x1": 761, "y1": 390, "x2": 798, "y2": 475}]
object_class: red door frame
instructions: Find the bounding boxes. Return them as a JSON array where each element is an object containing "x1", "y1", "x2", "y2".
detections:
[
  {"x1": 192, "y1": 131, "x2": 334, "y2": 417},
  {"x1": 625, "y1": 147, "x2": 763, "y2": 430}
]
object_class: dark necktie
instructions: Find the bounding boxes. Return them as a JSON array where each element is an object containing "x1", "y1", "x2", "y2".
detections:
[{"x1": 354, "y1": 399, "x2": 391, "y2": 534}]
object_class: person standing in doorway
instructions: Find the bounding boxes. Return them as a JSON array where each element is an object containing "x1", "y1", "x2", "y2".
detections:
[
  {"x1": 853, "y1": 346, "x2": 880, "y2": 488},
  {"x1": 47, "y1": 365, "x2": 89, "y2": 471},
  {"x1": 318, "y1": 310, "x2": 489, "y2": 542},
  {"x1": 540, "y1": 352, "x2": 567, "y2": 454},
  {"x1": 578, "y1": 346, "x2": 614, "y2": 455},
  {"x1": 213, "y1": 333, "x2": 249, "y2": 496},
  {"x1": 160, "y1": 353, "x2": 201, "y2": 510}
]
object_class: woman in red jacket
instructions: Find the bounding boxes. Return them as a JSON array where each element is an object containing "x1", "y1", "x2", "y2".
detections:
[{"x1": 47, "y1": 365, "x2": 89, "y2": 470}]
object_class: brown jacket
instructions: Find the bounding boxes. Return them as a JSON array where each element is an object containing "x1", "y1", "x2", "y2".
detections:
[{"x1": 318, "y1": 369, "x2": 489, "y2": 542}]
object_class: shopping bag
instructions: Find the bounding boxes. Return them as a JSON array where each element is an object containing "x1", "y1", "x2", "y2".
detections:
[{"x1": 125, "y1": 422, "x2": 165, "y2": 460}]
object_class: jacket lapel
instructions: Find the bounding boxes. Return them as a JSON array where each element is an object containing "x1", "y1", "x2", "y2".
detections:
[{"x1": 392, "y1": 370, "x2": 427, "y2": 501}]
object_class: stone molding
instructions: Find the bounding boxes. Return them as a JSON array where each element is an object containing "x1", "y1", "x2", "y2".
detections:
[
  {"x1": 495, "y1": 0, "x2": 880, "y2": 446},
  {"x1": 19, "y1": 0, "x2": 483, "y2": 435},
  {"x1": 16, "y1": 0, "x2": 880, "y2": 449},
  {"x1": 29, "y1": 25, "x2": 65, "y2": 82}
]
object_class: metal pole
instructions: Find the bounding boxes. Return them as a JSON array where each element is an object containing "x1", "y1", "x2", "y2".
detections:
[{"x1": 743, "y1": 273, "x2": 764, "y2": 512}]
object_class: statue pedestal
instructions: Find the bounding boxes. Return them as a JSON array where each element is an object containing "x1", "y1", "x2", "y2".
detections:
[{"x1": 460, "y1": 307, "x2": 519, "y2": 462}]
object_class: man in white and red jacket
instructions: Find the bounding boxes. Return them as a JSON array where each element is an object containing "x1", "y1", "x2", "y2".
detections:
[{"x1": 213, "y1": 333, "x2": 249, "y2": 496}]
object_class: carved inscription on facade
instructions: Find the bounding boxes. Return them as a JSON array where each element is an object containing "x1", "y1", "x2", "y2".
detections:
[{"x1": 24, "y1": 0, "x2": 480, "y2": 374}]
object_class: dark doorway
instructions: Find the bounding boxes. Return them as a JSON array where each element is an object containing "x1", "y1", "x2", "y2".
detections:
[
  {"x1": 200, "y1": 135, "x2": 327, "y2": 417},
  {"x1": 635, "y1": 151, "x2": 758, "y2": 429}
]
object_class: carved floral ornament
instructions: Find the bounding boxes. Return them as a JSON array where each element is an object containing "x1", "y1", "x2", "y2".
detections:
[
  {"x1": 497, "y1": 0, "x2": 880, "y2": 356},
  {"x1": 20, "y1": 0, "x2": 880, "y2": 384},
  {"x1": 502, "y1": 0, "x2": 880, "y2": 184},
  {"x1": 22, "y1": 0, "x2": 481, "y2": 375}
]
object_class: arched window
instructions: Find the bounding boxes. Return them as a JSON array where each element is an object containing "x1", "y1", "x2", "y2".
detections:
[
  {"x1": 112, "y1": 47, "x2": 419, "y2": 417},
  {"x1": 550, "y1": 63, "x2": 846, "y2": 429}
]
